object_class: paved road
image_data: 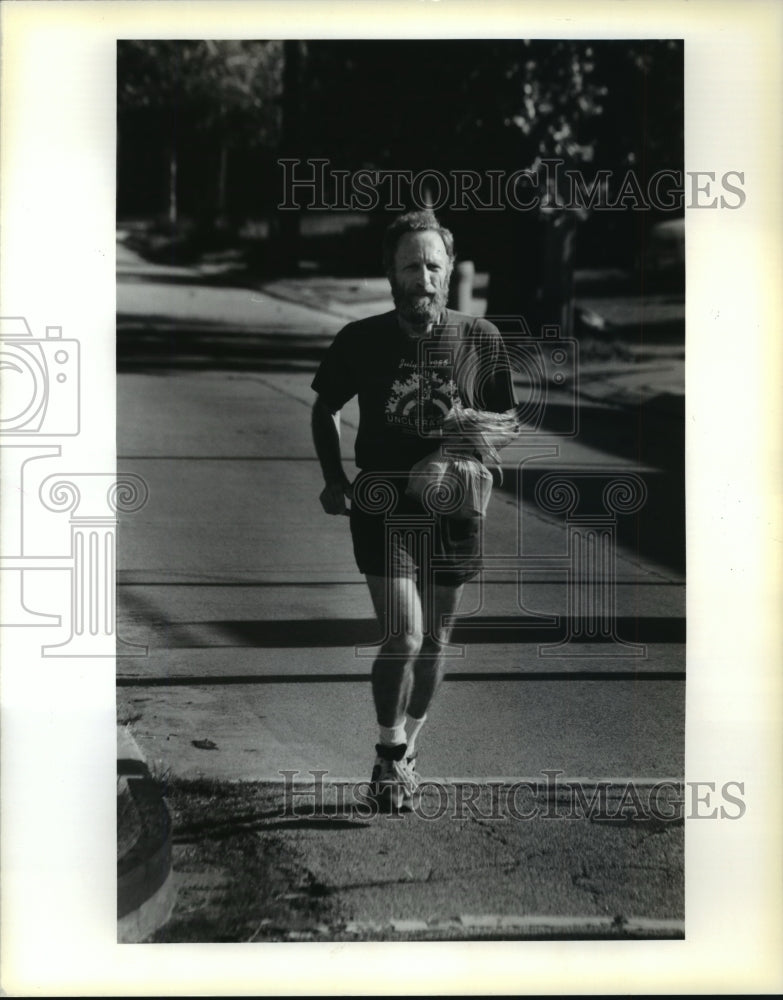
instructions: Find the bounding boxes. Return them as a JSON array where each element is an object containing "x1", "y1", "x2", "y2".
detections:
[{"x1": 116, "y1": 244, "x2": 685, "y2": 937}]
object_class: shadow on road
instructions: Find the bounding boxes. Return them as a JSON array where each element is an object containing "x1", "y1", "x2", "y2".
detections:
[
  {"x1": 124, "y1": 615, "x2": 684, "y2": 649},
  {"x1": 501, "y1": 463, "x2": 685, "y2": 577},
  {"x1": 117, "y1": 315, "x2": 331, "y2": 374}
]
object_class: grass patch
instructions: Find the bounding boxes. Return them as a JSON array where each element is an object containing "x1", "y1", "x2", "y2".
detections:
[{"x1": 149, "y1": 777, "x2": 340, "y2": 942}]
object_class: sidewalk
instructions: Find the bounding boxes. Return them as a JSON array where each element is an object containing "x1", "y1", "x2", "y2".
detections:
[
  {"x1": 117, "y1": 238, "x2": 685, "y2": 418},
  {"x1": 116, "y1": 241, "x2": 685, "y2": 941},
  {"x1": 256, "y1": 269, "x2": 685, "y2": 417}
]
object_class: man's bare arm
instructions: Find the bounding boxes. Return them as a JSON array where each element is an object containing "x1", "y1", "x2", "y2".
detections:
[{"x1": 311, "y1": 395, "x2": 353, "y2": 515}]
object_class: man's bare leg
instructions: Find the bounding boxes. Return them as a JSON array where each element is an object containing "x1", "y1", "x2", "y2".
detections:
[
  {"x1": 364, "y1": 574, "x2": 423, "y2": 730},
  {"x1": 366, "y1": 573, "x2": 464, "y2": 752},
  {"x1": 407, "y1": 581, "x2": 464, "y2": 723},
  {"x1": 364, "y1": 574, "x2": 423, "y2": 807}
]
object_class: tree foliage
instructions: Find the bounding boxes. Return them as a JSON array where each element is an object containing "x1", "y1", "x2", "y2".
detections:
[
  {"x1": 118, "y1": 40, "x2": 283, "y2": 146},
  {"x1": 116, "y1": 38, "x2": 683, "y2": 238},
  {"x1": 299, "y1": 39, "x2": 682, "y2": 180}
]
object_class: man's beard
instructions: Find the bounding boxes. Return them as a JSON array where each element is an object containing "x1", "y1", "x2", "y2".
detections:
[{"x1": 390, "y1": 280, "x2": 449, "y2": 329}]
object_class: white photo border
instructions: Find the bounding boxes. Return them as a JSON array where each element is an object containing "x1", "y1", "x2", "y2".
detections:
[{"x1": 1, "y1": 0, "x2": 781, "y2": 994}]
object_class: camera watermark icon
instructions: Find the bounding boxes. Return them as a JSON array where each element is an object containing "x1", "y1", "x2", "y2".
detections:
[
  {"x1": 0, "y1": 316, "x2": 148, "y2": 656},
  {"x1": 485, "y1": 317, "x2": 579, "y2": 437},
  {"x1": 411, "y1": 316, "x2": 579, "y2": 438},
  {"x1": 0, "y1": 317, "x2": 79, "y2": 436}
]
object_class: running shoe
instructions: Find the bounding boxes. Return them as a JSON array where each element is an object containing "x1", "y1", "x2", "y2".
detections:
[
  {"x1": 370, "y1": 743, "x2": 419, "y2": 811},
  {"x1": 402, "y1": 750, "x2": 420, "y2": 809}
]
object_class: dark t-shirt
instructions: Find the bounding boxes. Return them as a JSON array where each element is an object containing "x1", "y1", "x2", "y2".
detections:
[{"x1": 311, "y1": 309, "x2": 517, "y2": 472}]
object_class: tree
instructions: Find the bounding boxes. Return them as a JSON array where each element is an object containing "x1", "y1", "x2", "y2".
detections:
[{"x1": 117, "y1": 40, "x2": 283, "y2": 225}]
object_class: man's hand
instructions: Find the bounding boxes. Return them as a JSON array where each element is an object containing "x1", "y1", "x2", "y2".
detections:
[{"x1": 319, "y1": 478, "x2": 353, "y2": 516}]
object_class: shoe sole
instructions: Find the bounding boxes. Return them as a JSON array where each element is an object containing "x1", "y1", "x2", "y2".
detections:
[{"x1": 373, "y1": 783, "x2": 409, "y2": 813}]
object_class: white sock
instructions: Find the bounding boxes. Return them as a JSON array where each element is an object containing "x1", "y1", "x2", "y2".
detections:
[
  {"x1": 405, "y1": 713, "x2": 427, "y2": 755},
  {"x1": 378, "y1": 722, "x2": 407, "y2": 747}
]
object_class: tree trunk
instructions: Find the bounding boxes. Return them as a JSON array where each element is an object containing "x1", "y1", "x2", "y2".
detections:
[
  {"x1": 168, "y1": 145, "x2": 178, "y2": 226},
  {"x1": 278, "y1": 40, "x2": 307, "y2": 267},
  {"x1": 217, "y1": 141, "x2": 228, "y2": 223}
]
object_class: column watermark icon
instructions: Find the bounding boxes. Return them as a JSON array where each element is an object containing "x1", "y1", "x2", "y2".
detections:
[{"x1": 0, "y1": 316, "x2": 149, "y2": 657}]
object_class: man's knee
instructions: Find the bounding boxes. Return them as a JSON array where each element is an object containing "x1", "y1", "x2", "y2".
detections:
[
  {"x1": 381, "y1": 630, "x2": 423, "y2": 659},
  {"x1": 420, "y1": 626, "x2": 452, "y2": 653}
]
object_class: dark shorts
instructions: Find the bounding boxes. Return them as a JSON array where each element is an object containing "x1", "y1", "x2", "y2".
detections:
[{"x1": 349, "y1": 483, "x2": 482, "y2": 586}]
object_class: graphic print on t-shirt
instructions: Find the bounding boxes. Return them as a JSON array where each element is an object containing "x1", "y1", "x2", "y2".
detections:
[{"x1": 384, "y1": 357, "x2": 462, "y2": 434}]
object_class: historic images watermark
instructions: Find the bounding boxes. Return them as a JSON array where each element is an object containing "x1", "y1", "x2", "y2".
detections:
[
  {"x1": 279, "y1": 769, "x2": 746, "y2": 823},
  {"x1": 278, "y1": 157, "x2": 746, "y2": 212},
  {"x1": 0, "y1": 316, "x2": 149, "y2": 656}
]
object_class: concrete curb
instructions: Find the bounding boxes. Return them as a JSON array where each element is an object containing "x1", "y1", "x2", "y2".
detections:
[
  {"x1": 117, "y1": 725, "x2": 176, "y2": 943},
  {"x1": 342, "y1": 914, "x2": 684, "y2": 939}
]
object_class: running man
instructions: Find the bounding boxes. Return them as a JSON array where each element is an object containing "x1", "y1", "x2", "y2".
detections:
[{"x1": 311, "y1": 210, "x2": 517, "y2": 808}]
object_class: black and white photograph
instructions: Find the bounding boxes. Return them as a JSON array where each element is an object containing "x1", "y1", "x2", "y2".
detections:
[
  {"x1": 1, "y1": 0, "x2": 781, "y2": 994},
  {"x1": 116, "y1": 35, "x2": 689, "y2": 943}
]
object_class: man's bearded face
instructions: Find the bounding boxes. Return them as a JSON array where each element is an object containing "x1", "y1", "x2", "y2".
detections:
[{"x1": 389, "y1": 231, "x2": 452, "y2": 328}]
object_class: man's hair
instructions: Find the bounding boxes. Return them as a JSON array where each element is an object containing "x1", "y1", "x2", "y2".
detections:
[{"x1": 382, "y1": 210, "x2": 456, "y2": 273}]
